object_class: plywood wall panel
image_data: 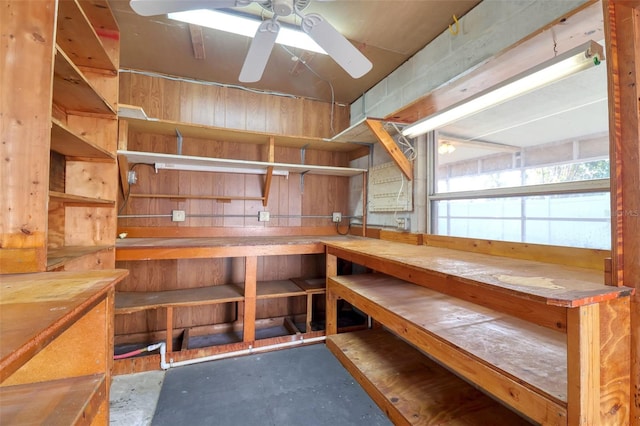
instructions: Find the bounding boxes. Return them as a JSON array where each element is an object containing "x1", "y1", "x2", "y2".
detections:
[{"x1": 117, "y1": 72, "x2": 349, "y2": 338}]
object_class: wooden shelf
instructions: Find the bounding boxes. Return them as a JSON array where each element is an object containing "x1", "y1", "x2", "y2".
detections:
[
  {"x1": 255, "y1": 280, "x2": 307, "y2": 299},
  {"x1": 115, "y1": 285, "x2": 245, "y2": 314},
  {"x1": 329, "y1": 273, "x2": 568, "y2": 421},
  {"x1": 120, "y1": 114, "x2": 364, "y2": 153},
  {"x1": 56, "y1": 0, "x2": 117, "y2": 72},
  {"x1": 327, "y1": 329, "x2": 531, "y2": 425},
  {"x1": 128, "y1": 193, "x2": 265, "y2": 202},
  {"x1": 118, "y1": 150, "x2": 367, "y2": 177},
  {"x1": 330, "y1": 117, "x2": 403, "y2": 144},
  {"x1": 53, "y1": 46, "x2": 115, "y2": 115},
  {"x1": 291, "y1": 277, "x2": 325, "y2": 294},
  {"x1": 49, "y1": 191, "x2": 115, "y2": 207},
  {"x1": 51, "y1": 118, "x2": 115, "y2": 160},
  {"x1": 0, "y1": 374, "x2": 106, "y2": 425},
  {"x1": 46, "y1": 245, "x2": 113, "y2": 271}
]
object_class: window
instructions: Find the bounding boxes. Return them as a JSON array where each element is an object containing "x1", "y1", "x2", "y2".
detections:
[{"x1": 429, "y1": 57, "x2": 611, "y2": 249}]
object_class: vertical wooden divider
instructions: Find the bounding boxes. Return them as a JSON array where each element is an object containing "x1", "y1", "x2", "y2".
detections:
[
  {"x1": 325, "y1": 253, "x2": 338, "y2": 335},
  {"x1": 567, "y1": 304, "x2": 601, "y2": 425},
  {"x1": 243, "y1": 256, "x2": 257, "y2": 343}
]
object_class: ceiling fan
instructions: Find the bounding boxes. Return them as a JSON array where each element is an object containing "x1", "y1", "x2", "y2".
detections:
[{"x1": 129, "y1": 0, "x2": 373, "y2": 83}]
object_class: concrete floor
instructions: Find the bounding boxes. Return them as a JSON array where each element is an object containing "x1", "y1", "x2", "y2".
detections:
[{"x1": 110, "y1": 343, "x2": 391, "y2": 426}]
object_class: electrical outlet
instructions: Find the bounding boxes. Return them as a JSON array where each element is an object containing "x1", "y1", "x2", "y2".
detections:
[
  {"x1": 396, "y1": 217, "x2": 411, "y2": 231},
  {"x1": 258, "y1": 211, "x2": 270, "y2": 222},
  {"x1": 332, "y1": 212, "x2": 342, "y2": 223},
  {"x1": 127, "y1": 170, "x2": 138, "y2": 184},
  {"x1": 172, "y1": 210, "x2": 186, "y2": 222}
]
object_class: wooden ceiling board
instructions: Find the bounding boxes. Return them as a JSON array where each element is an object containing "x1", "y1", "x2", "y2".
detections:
[{"x1": 107, "y1": 0, "x2": 481, "y2": 104}]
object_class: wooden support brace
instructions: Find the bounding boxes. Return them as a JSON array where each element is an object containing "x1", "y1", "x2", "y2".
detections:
[
  {"x1": 117, "y1": 154, "x2": 130, "y2": 200},
  {"x1": 365, "y1": 119, "x2": 413, "y2": 181},
  {"x1": 181, "y1": 328, "x2": 190, "y2": 352},
  {"x1": 188, "y1": 24, "x2": 205, "y2": 60},
  {"x1": 263, "y1": 137, "x2": 275, "y2": 207}
]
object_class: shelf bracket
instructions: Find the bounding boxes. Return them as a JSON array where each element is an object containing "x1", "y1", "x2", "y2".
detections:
[
  {"x1": 176, "y1": 128, "x2": 183, "y2": 155},
  {"x1": 299, "y1": 171, "x2": 309, "y2": 194},
  {"x1": 298, "y1": 144, "x2": 310, "y2": 193}
]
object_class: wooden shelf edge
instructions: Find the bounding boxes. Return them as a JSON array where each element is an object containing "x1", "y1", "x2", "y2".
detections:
[
  {"x1": 120, "y1": 114, "x2": 366, "y2": 153},
  {"x1": 0, "y1": 374, "x2": 106, "y2": 425},
  {"x1": 46, "y1": 245, "x2": 114, "y2": 271},
  {"x1": 128, "y1": 193, "x2": 265, "y2": 202},
  {"x1": 51, "y1": 118, "x2": 115, "y2": 160},
  {"x1": 49, "y1": 191, "x2": 115, "y2": 207},
  {"x1": 118, "y1": 150, "x2": 367, "y2": 177}
]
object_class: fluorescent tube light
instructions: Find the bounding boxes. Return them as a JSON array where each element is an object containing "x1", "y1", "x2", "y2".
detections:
[
  {"x1": 155, "y1": 162, "x2": 289, "y2": 177},
  {"x1": 168, "y1": 10, "x2": 326, "y2": 54},
  {"x1": 402, "y1": 40, "x2": 605, "y2": 139}
]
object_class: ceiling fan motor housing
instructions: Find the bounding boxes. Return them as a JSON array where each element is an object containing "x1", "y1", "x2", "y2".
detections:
[{"x1": 272, "y1": 0, "x2": 294, "y2": 16}]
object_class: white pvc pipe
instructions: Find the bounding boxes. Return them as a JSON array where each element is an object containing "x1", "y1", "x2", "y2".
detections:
[{"x1": 153, "y1": 336, "x2": 326, "y2": 370}]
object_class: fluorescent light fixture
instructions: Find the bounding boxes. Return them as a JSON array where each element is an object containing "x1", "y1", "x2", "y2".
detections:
[
  {"x1": 155, "y1": 162, "x2": 289, "y2": 177},
  {"x1": 402, "y1": 40, "x2": 605, "y2": 139},
  {"x1": 168, "y1": 10, "x2": 326, "y2": 54}
]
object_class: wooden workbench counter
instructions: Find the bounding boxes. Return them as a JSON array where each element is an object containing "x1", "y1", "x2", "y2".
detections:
[
  {"x1": 324, "y1": 238, "x2": 633, "y2": 309},
  {"x1": 116, "y1": 235, "x2": 360, "y2": 261},
  {"x1": 0, "y1": 269, "x2": 129, "y2": 381}
]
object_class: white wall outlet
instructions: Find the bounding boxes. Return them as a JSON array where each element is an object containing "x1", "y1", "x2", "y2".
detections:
[
  {"x1": 397, "y1": 217, "x2": 411, "y2": 231},
  {"x1": 172, "y1": 210, "x2": 186, "y2": 222},
  {"x1": 127, "y1": 170, "x2": 137, "y2": 184},
  {"x1": 258, "y1": 211, "x2": 270, "y2": 222},
  {"x1": 332, "y1": 212, "x2": 342, "y2": 223}
]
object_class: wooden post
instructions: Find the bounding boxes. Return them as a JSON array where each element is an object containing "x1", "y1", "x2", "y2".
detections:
[
  {"x1": 325, "y1": 252, "x2": 338, "y2": 335},
  {"x1": 603, "y1": 2, "x2": 640, "y2": 423},
  {"x1": 243, "y1": 256, "x2": 257, "y2": 342},
  {"x1": 567, "y1": 304, "x2": 600, "y2": 425},
  {"x1": 0, "y1": 1, "x2": 56, "y2": 273},
  {"x1": 166, "y1": 307, "x2": 174, "y2": 353}
]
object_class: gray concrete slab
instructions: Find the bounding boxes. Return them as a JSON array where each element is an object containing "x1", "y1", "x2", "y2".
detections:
[
  {"x1": 151, "y1": 344, "x2": 391, "y2": 426},
  {"x1": 110, "y1": 370, "x2": 165, "y2": 426}
]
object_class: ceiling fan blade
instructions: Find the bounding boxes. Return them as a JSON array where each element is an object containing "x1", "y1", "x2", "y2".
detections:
[
  {"x1": 239, "y1": 20, "x2": 280, "y2": 83},
  {"x1": 301, "y1": 13, "x2": 372, "y2": 79},
  {"x1": 130, "y1": 0, "x2": 246, "y2": 16}
]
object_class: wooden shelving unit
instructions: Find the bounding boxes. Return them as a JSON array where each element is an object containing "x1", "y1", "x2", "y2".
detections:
[
  {"x1": 47, "y1": 0, "x2": 120, "y2": 270},
  {"x1": 1, "y1": 1, "x2": 123, "y2": 423},
  {"x1": 324, "y1": 238, "x2": 634, "y2": 425}
]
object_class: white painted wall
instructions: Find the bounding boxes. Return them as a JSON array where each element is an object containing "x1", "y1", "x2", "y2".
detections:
[{"x1": 348, "y1": 0, "x2": 590, "y2": 234}]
